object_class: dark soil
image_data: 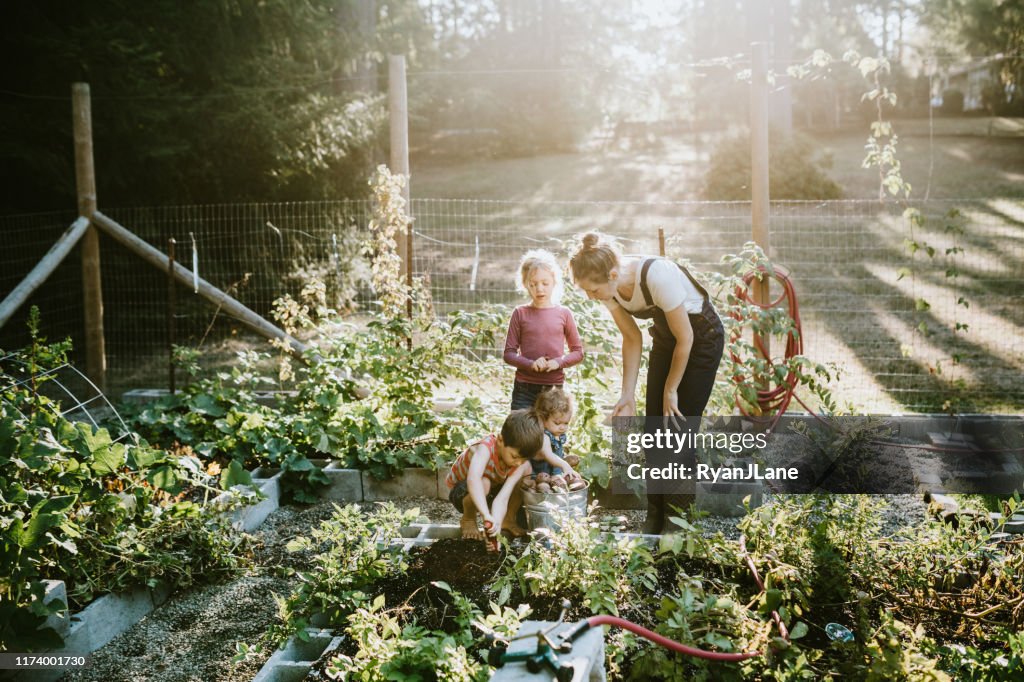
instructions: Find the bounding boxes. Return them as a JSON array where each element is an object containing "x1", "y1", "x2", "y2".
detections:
[{"x1": 351, "y1": 537, "x2": 512, "y2": 629}]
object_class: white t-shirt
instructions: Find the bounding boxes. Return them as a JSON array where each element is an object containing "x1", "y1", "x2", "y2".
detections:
[{"x1": 604, "y1": 257, "x2": 705, "y2": 315}]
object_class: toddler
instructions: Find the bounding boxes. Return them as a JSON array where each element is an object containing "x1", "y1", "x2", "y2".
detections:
[
  {"x1": 530, "y1": 387, "x2": 581, "y2": 480},
  {"x1": 503, "y1": 250, "x2": 584, "y2": 410}
]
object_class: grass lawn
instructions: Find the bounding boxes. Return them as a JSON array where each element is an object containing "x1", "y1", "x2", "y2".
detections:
[{"x1": 410, "y1": 117, "x2": 1024, "y2": 202}]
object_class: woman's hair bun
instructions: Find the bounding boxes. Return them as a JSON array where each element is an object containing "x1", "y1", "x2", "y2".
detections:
[{"x1": 581, "y1": 232, "x2": 601, "y2": 249}]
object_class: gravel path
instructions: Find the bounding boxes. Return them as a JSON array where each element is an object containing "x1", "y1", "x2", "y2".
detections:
[{"x1": 59, "y1": 493, "x2": 929, "y2": 682}]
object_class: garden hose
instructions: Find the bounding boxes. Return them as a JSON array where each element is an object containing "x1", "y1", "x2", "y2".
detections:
[
  {"x1": 558, "y1": 615, "x2": 763, "y2": 662},
  {"x1": 740, "y1": 535, "x2": 790, "y2": 641},
  {"x1": 729, "y1": 265, "x2": 802, "y2": 431}
]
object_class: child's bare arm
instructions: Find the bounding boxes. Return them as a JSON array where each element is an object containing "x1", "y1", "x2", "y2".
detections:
[
  {"x1": 466, "y1": 444, "x2": 495, "y2": 526},
  {"x1": 539, "y1": 439, "x2": 580, "y2": 480},
  {"x1": 490, "y1": 462, "x2": 531, "y2": 529}
]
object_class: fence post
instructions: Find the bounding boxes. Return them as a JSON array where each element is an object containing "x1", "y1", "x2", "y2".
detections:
[
  {"x1": 72, "y1": 82, "x2": 106, "y2": 393},
  {"x1": 388, "y1": 55, "x2": 411, "y2": 287},
  {"x1": 658, "y1": 227, "x2": 665, "y2": 257},
  {"x1": 750, "y1": 43, "x2": 772, "y2": 410},
  {"x1": 167, "y1": 238, "x2": 176, "y2": 395},
  {"x1": 771, "y1": 0, "x2": 793, "y2": 135}
]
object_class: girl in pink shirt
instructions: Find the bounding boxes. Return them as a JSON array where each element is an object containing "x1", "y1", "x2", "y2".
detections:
[{"x1": 503, "y1": 250, "x2": 584, "y2": 410}]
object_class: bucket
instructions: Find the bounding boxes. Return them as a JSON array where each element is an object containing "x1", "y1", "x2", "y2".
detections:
[{"x1": 522, "y1": 480, "x2": 589, "y2": 531}]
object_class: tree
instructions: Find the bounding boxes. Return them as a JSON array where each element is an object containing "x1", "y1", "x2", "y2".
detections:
[
  {"x1": 0, "y1": 0, "x2": 434, "y2": 212},
  {"x1": 920, "y1": 0, "x2": 1024, "y2": 114}
]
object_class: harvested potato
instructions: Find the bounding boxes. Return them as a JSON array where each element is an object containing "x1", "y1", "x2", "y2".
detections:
[
  {"x1": 568, "y1": 480, "x2": 587, "y2": 491},
  {"x1": 564, "y1": 454, "x2": 580, "y2": 468},
  {"x1": 536, "y1": 472, "x2": 550, "y2": 483},
  {"x1": 536, "y1": 482, "x2": 552, "y2": 493},
  {"x1": 520, "y1": 478, "x2": 536, "y2": 490},
  {"x1": 549, "y1": 475, "x2": 566, "y2": 488}
]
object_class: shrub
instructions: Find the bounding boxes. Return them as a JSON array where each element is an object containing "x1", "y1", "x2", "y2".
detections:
[{"x1": 702, "y1": 133, "x2": 842, "y2": 201}]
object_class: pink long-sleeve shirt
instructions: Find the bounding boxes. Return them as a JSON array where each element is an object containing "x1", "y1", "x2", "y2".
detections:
[{"x1": 503, "y1": 305, "x2": 584, "y2": 385}]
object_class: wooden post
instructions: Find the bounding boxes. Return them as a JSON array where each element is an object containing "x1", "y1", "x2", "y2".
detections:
[
  {"x1": 771, "y1": 0, "x2": 793, "y2": 135},
  {"x1": 0, "y1": 217, "x2": 90, "y2": 329},
  {"x1": 388, "y1": 55, "x2": 410, "y2": 281},
  {"x1": 750, "y1": 42, "x2": 772, "y2": 409},
  {"x1": 73, "y1": 83, "x2": 106, "y2": 392},
  {"x1": 658, "y1": 227, "x2": 666, "y2": 257}
]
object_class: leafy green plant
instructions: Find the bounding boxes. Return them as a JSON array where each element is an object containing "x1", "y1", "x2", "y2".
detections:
[
  {"x1": 323, "y1": 584, "x2": 529, "y2": 682},
  {"x1": 933, "y1": 630, "x2": 1024, "y2": 681},
  {"x1": 627, "y1": 572, "x2": 779, "y2": 682},
  {"x1": 705, "y1": 242, "x2": 839, "y2": 418},
  {"x1": 273, "y1": 503, "x2": 419, "y2": 642},
  {"x1": 494, "y1": 511, "x2": 656, "y2": 616},
  {"x1": 1, "y1": 311, "x2": 248, "y2": 651}
]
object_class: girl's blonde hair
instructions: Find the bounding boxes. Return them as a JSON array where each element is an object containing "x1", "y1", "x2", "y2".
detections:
[
  {"x1": 517, "y1": 249, "x2": 564, "y2": 304},
  {"x1": 534, "y1": 387, "x2": 573, "y2": 420},
  {"x1": 568, "y1": 232, "x2": 621, "y2": 283}
]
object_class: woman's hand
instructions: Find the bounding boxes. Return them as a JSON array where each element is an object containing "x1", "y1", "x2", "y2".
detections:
[
  {"x1": 612, "y1": 395, "x2": 636, "y2": 418},
  {"x1": 663, "y1": 391, "x2": 685, "y2": 429},
  {"x1": 543, "y1": 358, "x2": 560, "y2": 372},
  {"x1": 530, "y1": 357, "x2": 547, "y2": 372}
]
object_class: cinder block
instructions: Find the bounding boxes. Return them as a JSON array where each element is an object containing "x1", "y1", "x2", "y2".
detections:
[
  {"x1": 361, "y1": 468, "x2": 438, "y2": 500},
  {"x1": 213, "y1": 469, "x2": 282, "y2": 533},
  {"x1": 119, "y1": 388, "x2": 168, "y2": 405},
  {"x1": 42, "y1": 580, "x2": 69, "y2": 638},
  {"x1": 252, "y1": 629, "x2": 342, "y2": 682},
  {"x1": 437, "y1": 469, "x2": 451, "y2": 500},
  {"x1": 319, "y1": 463, "x2": 363, "y2": 501},
  {"x1": 1004, "y1": 515, "x2": 1024, "y2": 535},
  {"x1": 424, "y1": 525, "x2": 461, "y2": 540}
]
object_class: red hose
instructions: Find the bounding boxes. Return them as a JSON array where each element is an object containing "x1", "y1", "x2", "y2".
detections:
[
  {"x1": 730, "y1": 266, "x2": 802, "y2": 431},
  {"x1": 584, "y1": 615, "x2": 762, "y2": 661}
]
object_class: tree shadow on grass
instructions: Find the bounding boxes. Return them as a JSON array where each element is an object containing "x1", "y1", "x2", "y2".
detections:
[{"x1": 811, "y1": 258, "x2": 1023, "y2": 413}]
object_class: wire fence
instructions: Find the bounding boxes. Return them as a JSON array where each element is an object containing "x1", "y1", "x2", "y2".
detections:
[{"x1": 2, "y1": 198, "x2": 1022, "y2": 413}]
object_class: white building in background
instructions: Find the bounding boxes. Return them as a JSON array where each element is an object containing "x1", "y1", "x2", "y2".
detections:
[{"x1": 934, "y1": 54, "x2": 1008, "y2": 112}]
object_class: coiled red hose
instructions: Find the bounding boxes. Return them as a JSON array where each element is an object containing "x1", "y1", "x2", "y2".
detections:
[
  {"x1": 582, "y1": 615, "x2": 762, "y2": 661},
  {"x1": 730, "y1": 266, "x2": 802, "y2": 430}
]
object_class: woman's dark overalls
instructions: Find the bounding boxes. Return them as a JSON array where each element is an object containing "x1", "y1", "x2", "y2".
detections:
[
  {"x1": 614, "y1": 258, "x2": 725, "y2": 418},
  {"x1": 614, "y1": 258, "x2": 725, "y2": 532}
]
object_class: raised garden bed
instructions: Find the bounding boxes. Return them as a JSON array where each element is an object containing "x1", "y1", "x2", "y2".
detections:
[
  {"x1": 14, "y1": 584, "x2": 172, "y2": 682},
  {"x1": 17, "y1": 467, "x2": 281, "y2": 678}
]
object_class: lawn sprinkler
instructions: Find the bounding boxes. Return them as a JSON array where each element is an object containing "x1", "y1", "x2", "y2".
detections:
[{"x1": 486, "y1": 599, "x2": 576, "y2": 682}]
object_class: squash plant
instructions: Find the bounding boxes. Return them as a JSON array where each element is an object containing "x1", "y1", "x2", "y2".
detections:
[{"x1": 1, "y1": 311, "x2": 248, "y2": 651}]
